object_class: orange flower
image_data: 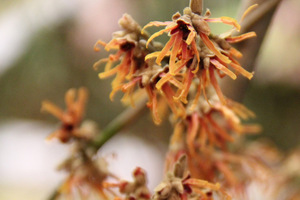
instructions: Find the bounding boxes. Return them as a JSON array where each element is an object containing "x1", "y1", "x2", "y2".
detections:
[
  {"x1": 41, "y1": 87, "x2": 88, "y2": 142},
  {"x1": 94, "y1": 14, "x2": 147, "y2": 101},
  {"x1": 58, "y1": 155, "x2": 115, "y2": 200},
  {"x1": 153, "y1": 155, "x2": 231, "y2": 200},
  {"x1": 103, "y1": 167, "x2": 151, "y2": 200},
  {"x1": 142, "y1": 10, "x2": 199, "y2": 75},
  {"x1": 171, "y1": 95, "x2": 261, "y2": 155},
  {"x1": 142, "y1": 7, "x2": 257, "y2": 106}
]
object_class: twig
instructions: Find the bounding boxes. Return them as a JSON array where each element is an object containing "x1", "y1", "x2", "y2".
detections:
[
  {"x1": 190, "y1": 0, "x2": 203, "y2": 15},
  {"x1": 222, "y1": 0, "x2": 283, "y2": 101},
  {"x1": 89, "y1": 98, "x2": 148, "y2": 149}
]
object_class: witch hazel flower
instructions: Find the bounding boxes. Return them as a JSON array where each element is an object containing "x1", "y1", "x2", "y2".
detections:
[
  {"x1": 94, "y1": 14, "x2": 187, "y2": 124},
  {"x1": 142, "y1": 6, "x2": 257, "y2": 105},
  {"x1": 57, "y1": 153, "x2": 116, "y2": 200},
  {"x1": 103, "y1": 167, "x2": 151, "y2": 200},
  {"x1": 172, "y1": 93, "x2": 261, "y2": 155},
  {"x1": 93, "y1": 14, "x2": 150, "y2": 102},
  {"x1": 153, "y1": 155, "x2": 230, "y2": 200},
  {"x1": 41, "y1": 87, "x2": 89, "y2": 142}
]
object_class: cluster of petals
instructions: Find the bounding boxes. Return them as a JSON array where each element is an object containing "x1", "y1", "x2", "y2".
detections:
[
  {"x1": 58, "y1": 155, "x2": 114, "y2": 200},
  {"x1": 153, "y1": 155, "x2": 230, "y2": 200},
  {"x1": 142, "y1": 6, "x2": 257, "y2": 105},
  {"x1": 41, "y1": 87, "x2": 88, "y2": 142}
]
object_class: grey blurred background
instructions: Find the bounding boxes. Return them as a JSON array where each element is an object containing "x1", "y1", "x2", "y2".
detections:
[{"x1": 0, "y1": 0, "x2": 299, "y2": 199}]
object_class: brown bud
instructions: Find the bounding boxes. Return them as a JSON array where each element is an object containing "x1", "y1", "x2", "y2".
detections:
[{"x1": 191, "y1": 14, "x2": 210, "y2": 36}]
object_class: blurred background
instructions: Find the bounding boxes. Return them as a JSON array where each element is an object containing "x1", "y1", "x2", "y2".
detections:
[{"x1": 0, "y1": 0, "x2": 299, "y2": 199}]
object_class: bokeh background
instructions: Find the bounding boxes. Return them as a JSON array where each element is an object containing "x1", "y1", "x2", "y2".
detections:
[{"x1": 0, "y1": 0, "x2": 299, "y2": 199}]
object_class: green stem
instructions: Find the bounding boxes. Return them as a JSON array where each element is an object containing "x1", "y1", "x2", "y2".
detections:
[{"x1": 90, "y1": 98, "x2": 148, "y2": 149}]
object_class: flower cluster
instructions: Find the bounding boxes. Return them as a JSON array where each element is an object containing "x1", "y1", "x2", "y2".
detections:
[
  {"x1": 104, "y1": 167, "x2": 151, "y2": 200},
  {"x1": 153, "y1": 155, "x2": 230, "y2": 200},
  {"x1": 92, "y1": 4, "x2": 263, "y2": 199},
  {"x1": 39, "y1": 0, "x2": 300, "y2": 199},
  {"x1": 41, "y1": 87, "x2": 90, "y2": 142},
  {"x1": 57, "y1": 152, "x2": 115, "y2": 199}
]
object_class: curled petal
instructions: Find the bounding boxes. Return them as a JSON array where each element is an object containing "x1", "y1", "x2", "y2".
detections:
[
  {"x1": 226, "y1": 32, "x2": 256, "y2": 43},
  {"x1": 209, "y1": 67, "x2": 227, "y2": 105},
  {"x1": 184, "y1": 178, "x2": 220, "y2": 190},
  {"x1": 98, "y1": 65, "x2": 121, "y2": 79},
  {"x1": 169, "y1": 32, "x2": 183, "y2": 74},
  {"x1": 185, "y1": 29, "x2": 196, "y2": 45},
  {"x1": 240, "y1": 4, "x2": 259, "y2": 22},
  {"x1": 41, "y1": 101, "x2": 64, "y2": 121},
  {"x1": 210, "y1": 59, "x2": 236, "y2": 80},
  {"x1": 200, "y1": 33, "x2": 231, "y2": 64},
  {"x1": 94, "y1": 40, "x2": 107, "y2": 52},
  {"x1": 229, "y1": 47, "x2": 243, "y2": 58},
  {"x1": 156, "y1": 35, "x2": 177, "y2": 64},
  {"x1": 145, "y1": 23, "x2": 175, "y2": 48},
  {"x1": 230, "y1": 62, "x2": 254, "y2": 80},
  {"x1": 205, "y1": 17, "x2": 241, "y2": 31},
  {"x1": 141, "y1": 21, "x2": 172, "y2": 34},
  {"x1": 187, "y1": 113, "x2": 199, "y2": 155}
]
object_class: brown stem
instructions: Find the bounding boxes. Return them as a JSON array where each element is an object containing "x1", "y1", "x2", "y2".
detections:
[
  {"x1": 222, "y1": 0, "x2": 283, "y2": 101},
  {"x1": 190, "y1": 0, "x2": 203, "y2": 15}
]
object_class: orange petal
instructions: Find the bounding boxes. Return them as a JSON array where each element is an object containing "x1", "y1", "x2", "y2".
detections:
[
  {"x1": 76, "y1": 87, "x2": 88, "y2": 119},
  {"x1": 226, "y1": 32, "x2": 256, "y2": 43},
  {"x1": 145, "y1": 51, "x2": 162, "y2": 61},
  {"x1": 187, "y1": 113, "x2": 199, "y2": 155},
  {"x1": 207, "y1": 114, "x2": 234, "y2": 142},
  {"x1": 174, "y1": 68, "x2": 194, "y2": 104},
  {"x1": 185, "y1": 29, "x2": 196, "y2": 45},
  {"x1": 183, "y1": 178, "x2": 220, "y2": 190},
  {"x1": 109, "y1": 85, "x2": 123, "y2": 101},
  {"x1": 156, "y1": 35, "x2": 177, "y2": 64},
  {"x1": 98, "y1": 65, "x2": 120, "y2": 79},
  {"x1": 156, "y1": 73, "x2": 173, "y2": 90},
  {"x1": 170, "y1": 122, "x2": 184, "y2": 145},
  {"x1": 206, "y1": 17, "x2": 241, "y2": 31},
  {"x1": 161, "y1": 84, "x2": 185, "y2": 117},
  {"x1": 152, "y1": 91, "x2": 161, "y2": 125},
  {"x1": 229, "y1": 47, "x2": 243, "y2": 58},
  {"x1": 141, "y1": 21, "x2": 171, "y2": 34},
  {"x1": 189, "y1": 80, "x2": 202, "y2": 111},
  {"x1": 209, "y1": 67, "x2": 227, "y2": 105},
  {"x1": 169, "y1": 32, "x2": 183, "y2": 74},
  {"x1": 216, "y1": 162, "x2": 239, "y2": 186},
  {"x1": 200, "y1": 33, "x2": 231, "y2": 64},
  {"x1": 169, "y1": 77, "x2": 184, "y2": 89},
  {"x1": 146, "y1": 28, "x2": 169, "y2": 48},
  {"x1": 94, "y1": 40, "x2": 107, "y2": 52},
  {"x1": 241, "y1": 4, "x2": 259, "y2": 23},
  {"x1": 41, "y1": 101, "x2": 64, "y2": 121},
  {"x1": 65, "y1": 88, "x2": 76, "y2": 111},
  {"x1": 145, "y1": 23, "x2": 176, "y2": 48},
  {"x1": 210, "y1": 59, "x2": 236, "y2": 80},
  {"x1": 191, "y1": 40, "x2": 200, "y2": 73},
  {"x1": 230, "y1": 62, "x2": 254, "y2": 80}
]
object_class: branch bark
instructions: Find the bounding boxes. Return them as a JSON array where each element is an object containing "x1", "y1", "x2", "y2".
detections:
[{"x1": 221, "y1": 0, "x2": 283, "y2": 101}]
